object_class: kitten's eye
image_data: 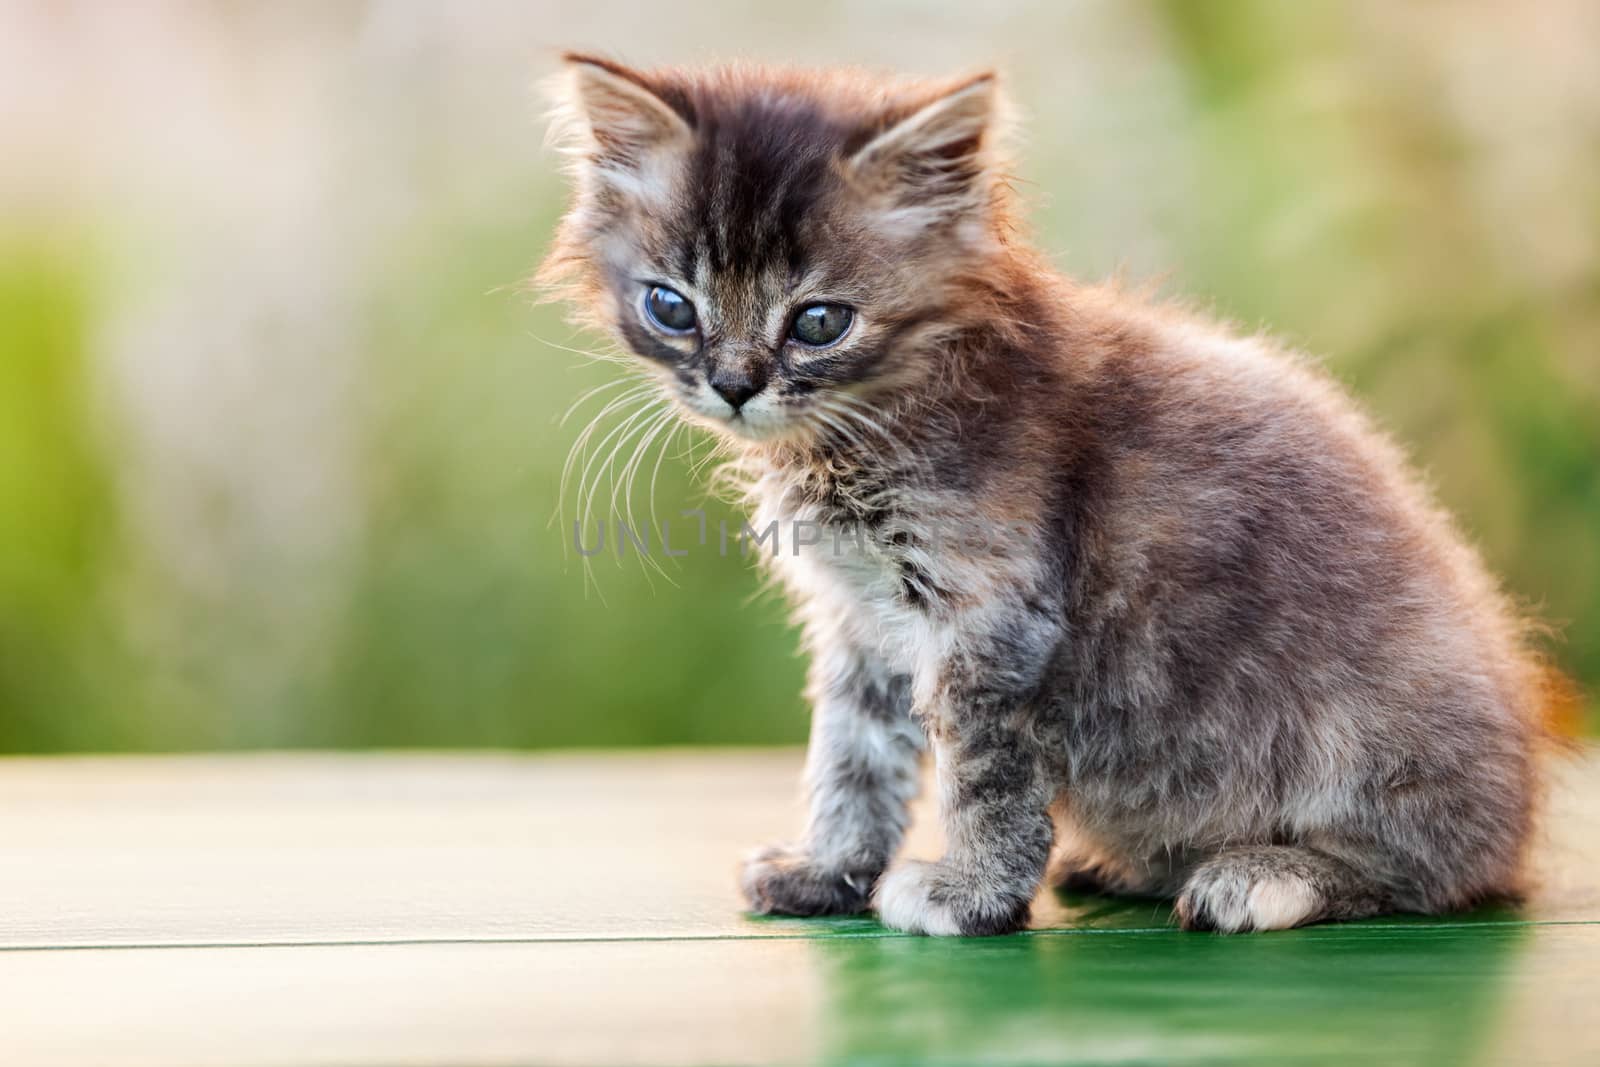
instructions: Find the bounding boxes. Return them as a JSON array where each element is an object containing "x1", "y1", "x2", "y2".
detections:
[
  {"x1": 790, "y1": 304, "x2": 853, "y2": 348},
  {"x1": 644, "y1": 285, "x2": 697, "y2": 334}
]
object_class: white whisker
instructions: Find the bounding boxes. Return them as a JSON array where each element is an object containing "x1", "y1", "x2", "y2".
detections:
[
  {"x1": 555, "y1": 384, "x2": 661, "y2": 556},
  {"x1": 530, "y1": 331, "x2": 633, "y2": 367},
  {"x1": 614, "y1": 407, "x2": 680, "y2": 585},
  {"x1": 560, "y1": 373, "x2": 643, "y2": 427},
  {"x1": 649, "y1": 421, "x2": 688, "y2": 554},
  {"x1": 560, "y1": 384, "x2": 658, "y2": 506},
  {"x1": 578, "y1": 400, "x2": 663, "y2": 551}
]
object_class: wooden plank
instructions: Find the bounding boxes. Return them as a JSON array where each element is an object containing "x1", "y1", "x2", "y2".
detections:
[
  {"x1": 0, "y1": 751, "x2": 806, "y2": 948},
  {"x1": 2, "y1": 940, "x2": 821, "y2": 1067},
  {"x1": 0, "y1": 750, "x2": 1595, "y2": 948}
]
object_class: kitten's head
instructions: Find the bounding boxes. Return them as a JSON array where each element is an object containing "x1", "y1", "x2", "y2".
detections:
[{"x1": 539, "y1": 56, "x2": 1012, "y2": 444}]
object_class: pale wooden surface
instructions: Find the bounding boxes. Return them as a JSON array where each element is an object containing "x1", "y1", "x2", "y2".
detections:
[{"x1": 1, "y1": 749, "x2": 1597, "y2": 1066}]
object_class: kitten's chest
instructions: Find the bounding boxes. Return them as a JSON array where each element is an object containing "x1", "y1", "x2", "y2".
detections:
[{"x1": 753, "y1": 466, "x2": 940, "y2": 671}]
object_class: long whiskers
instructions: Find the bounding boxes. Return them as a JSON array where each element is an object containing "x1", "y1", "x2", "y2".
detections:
[
  {"x1": 556, "y1": 361, "x2": 929, "y2": 596},
  {"x1": 648, "y1": 421, "x2": 691, "y2": 552},
  {"x1": 556, "y1": 379, "x2": 656, "y2": 583},
  {"x1": 560, "y1": 374, "x2": 640, "y2": 428},
  {"x1": 570, "y1": 396, "x2": 669, "y2": 592},
  {"x1": 559, "y1": 383, "x2": 660, "y2": 524},
  {"x1": 530, "y1": 331, "x2": 634, "y2": 368},
  {"x1": 611, "y1": 406, "x2": 681, "y2": 586},
  {"x1": 576, "y1": 398, "x2": 665, "y2": 543}
]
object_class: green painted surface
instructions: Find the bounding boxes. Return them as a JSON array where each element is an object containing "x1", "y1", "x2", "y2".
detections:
[
  {"x1": 808, "y1": 921, "x2": 1575, "y2": 1066},
  {"x1": 516, "y1": 914, "x2": 1598, "y2": 1066},
  {"x1": 515, "y1": 917, "x2": 1598, "y2": 1066}
]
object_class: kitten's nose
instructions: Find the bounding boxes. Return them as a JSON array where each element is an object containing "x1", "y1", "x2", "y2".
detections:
[{"x1": 708, "y1": 366, "x2": 764, "y2": 413}]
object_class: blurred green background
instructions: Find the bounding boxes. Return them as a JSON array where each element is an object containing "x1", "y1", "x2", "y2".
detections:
[{"x1": 1, "y1": 2, "x2": 1595, "y2": 752}]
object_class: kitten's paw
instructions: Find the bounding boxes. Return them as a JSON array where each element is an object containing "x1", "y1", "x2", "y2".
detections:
[
  {"x1": 1175, "y1": 863, "x2": 1322, "y2": 933},
  {"x1": 874, "y1": 860, "x2": 1031, "y2": 937},
  {"x1": 741, "y1": 844, "x2": 873, "y2": 917}
]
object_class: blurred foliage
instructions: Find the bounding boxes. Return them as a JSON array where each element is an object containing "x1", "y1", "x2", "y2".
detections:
[
  {"x1": 0, "y1": 244, "x2": 130, "y2": 750},
  {"x1": 0, "y1": 2, "x2": 1594, "y2": 752}
]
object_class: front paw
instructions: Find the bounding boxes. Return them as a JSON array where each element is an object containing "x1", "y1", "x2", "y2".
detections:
[
  {"x1": 741, "y1": 844, "x2": 873, "y2": 917},
  {"x1": 874, "y1": 860, "x2": 1031, "y2": 937}
]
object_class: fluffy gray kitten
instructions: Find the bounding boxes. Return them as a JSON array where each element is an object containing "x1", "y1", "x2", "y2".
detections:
[{"x1": 541, "y1": 56, "x2": 1571, "y2": 935}]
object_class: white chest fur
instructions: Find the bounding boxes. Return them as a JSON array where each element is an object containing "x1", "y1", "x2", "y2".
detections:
[{"x1": 752, "y1": 479, "x2": 940, "y2": 682}]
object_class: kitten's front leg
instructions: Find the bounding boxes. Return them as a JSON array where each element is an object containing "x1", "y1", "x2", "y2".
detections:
[
  {"x1": 742, "y1": 640, "x2": 924, "y2": 917},
  {"x1": 875, "y1": 609, "x2": 1062, "y2": 936},
  {"x1": 875, "y1": 715, "x2": 1056, "y2": 936}
]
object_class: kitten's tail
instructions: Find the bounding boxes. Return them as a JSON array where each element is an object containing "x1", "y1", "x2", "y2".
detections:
[{"x1": 1534, "y1": 661, "x2": 1585, "y2": 743}]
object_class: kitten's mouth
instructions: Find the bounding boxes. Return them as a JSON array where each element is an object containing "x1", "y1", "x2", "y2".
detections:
[
  {"x1": 675, "y1": 388, "x2": 804, "y2": 443},
  {"x1": 718, "y1": 410, "x2": 798, "y2": 443}
]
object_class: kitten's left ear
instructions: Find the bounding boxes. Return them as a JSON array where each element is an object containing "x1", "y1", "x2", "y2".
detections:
[{"x1": 844, "y1": 73, "x2": 1001, "y2": 221}]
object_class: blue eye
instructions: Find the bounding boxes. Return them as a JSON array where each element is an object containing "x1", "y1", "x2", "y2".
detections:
[
  {"x1": 790, "y1": 304, "x2": 853, "y2": 347},
  {"x1": 644, "y1": 286, "x2": 697, "y2": 334}
]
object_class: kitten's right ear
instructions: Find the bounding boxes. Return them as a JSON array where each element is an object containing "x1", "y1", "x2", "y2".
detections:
[
  {"x1": 844, "y1": 73, "x2": 1000, "y2": 220},
  {"x1": 550, "y1": 53, "x2": 693, "y2": 166}
]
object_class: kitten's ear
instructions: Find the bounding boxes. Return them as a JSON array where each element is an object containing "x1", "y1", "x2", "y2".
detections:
[
  {"x1": 550, "y1": 53, "x2": 692, "y2": 166},
  {"x1": 845, "y1": 73, "x2": 1000, "y2": 220}
]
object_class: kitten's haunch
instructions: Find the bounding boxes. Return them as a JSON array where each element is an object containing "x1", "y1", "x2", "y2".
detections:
[{"x1": 540, "y1": 55, "x2": 1573, "y2": 935}]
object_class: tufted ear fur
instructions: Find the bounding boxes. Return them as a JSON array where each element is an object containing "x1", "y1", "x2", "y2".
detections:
[
  {"x1": 548, "y1": 53, "x2": 693, "y2": 182},
  {"x1": 844, "y1": 73, "x2": 1000, "y2": 225}
]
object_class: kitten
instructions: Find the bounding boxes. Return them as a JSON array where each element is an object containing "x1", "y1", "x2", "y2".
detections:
[{"x1": 539, "y1": 55, "x2": 1572, "y2": 935}]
